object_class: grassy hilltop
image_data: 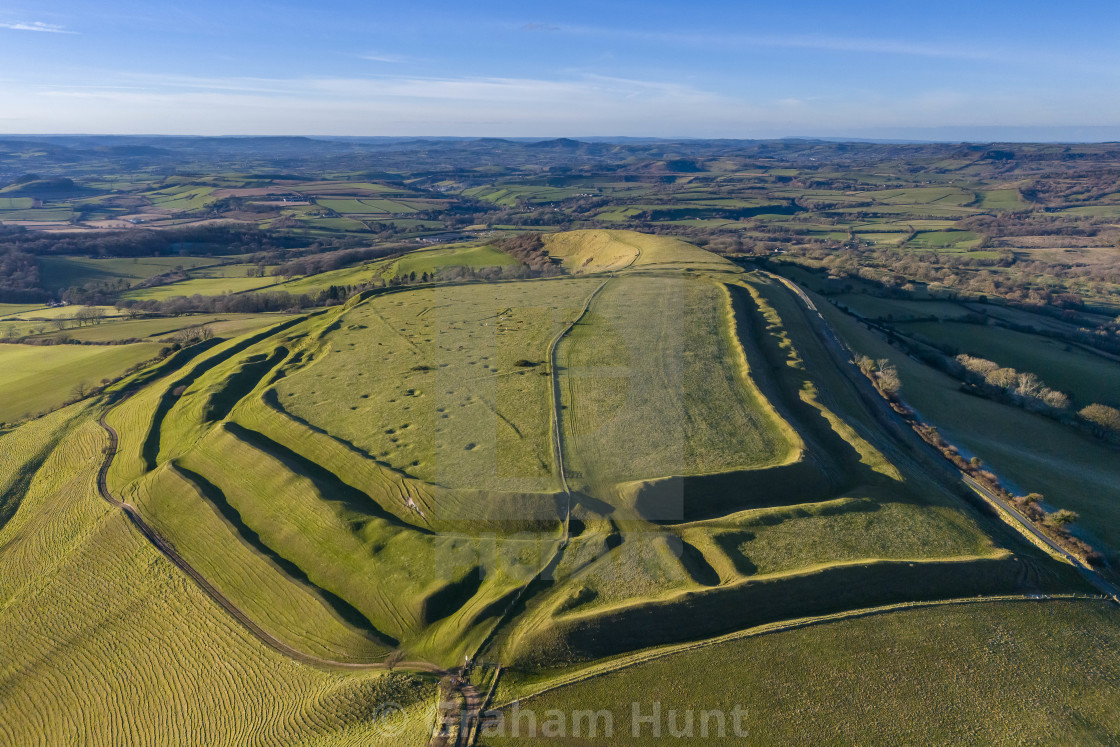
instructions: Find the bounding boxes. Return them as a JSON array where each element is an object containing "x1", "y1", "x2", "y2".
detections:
[{"x1": 1, "y1": 228, "x2": 1117, "y2": 743}]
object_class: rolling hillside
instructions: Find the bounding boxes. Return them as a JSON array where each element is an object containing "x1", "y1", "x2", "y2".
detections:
[{"x1": 1, "y1": 229, "x2": 1113, "y2": 743}]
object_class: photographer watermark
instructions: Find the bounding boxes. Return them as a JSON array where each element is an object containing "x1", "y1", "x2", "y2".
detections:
[{"x1": 426, "y1": 700, "x2": 749, "y2": 740}]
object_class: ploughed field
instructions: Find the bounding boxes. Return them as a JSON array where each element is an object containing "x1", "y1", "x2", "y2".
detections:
[{"x1": 0, "y1": 230, "x2": 1099, "y2": 742}]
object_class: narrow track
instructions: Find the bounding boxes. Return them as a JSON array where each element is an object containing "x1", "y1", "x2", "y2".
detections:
[
  {"x1": 546, "y1": 277, "x2": 611, "y2": 539},
  {"x1": 95, "y1": 398, "x2": 481, "y2": 745}
]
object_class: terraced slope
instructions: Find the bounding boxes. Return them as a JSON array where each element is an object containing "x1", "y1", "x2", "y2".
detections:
[
  {"x1": 16, "y1": 230, "x2": 1087, "y2": 705},
  {"x1": 0, "y1": 404, "x2": 435, "y2": 746}
]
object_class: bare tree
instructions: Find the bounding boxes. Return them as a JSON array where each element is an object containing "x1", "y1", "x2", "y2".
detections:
[
  {"x1": 1079, "y1": 403, "x2": 1120, "y2": 437},
  {"x1": 1049, "y1": 509, "x2": 1079, "y2": 527}
]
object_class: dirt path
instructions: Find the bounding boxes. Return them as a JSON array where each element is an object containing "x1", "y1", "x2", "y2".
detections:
[
  {"x1": 547, "y1": 277, "x2": 611, "y2": 535},
  {"x1": 95, "y1": 399, "x2": 480, "y2": 745}
]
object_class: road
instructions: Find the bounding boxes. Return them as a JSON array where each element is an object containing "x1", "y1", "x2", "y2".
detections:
[
  {"x1": 768, "y1": 272, "x2": 1120, "y2": 604},
  {"x1": 96, "y1": 402, "x2": 481, "y2": 746}
]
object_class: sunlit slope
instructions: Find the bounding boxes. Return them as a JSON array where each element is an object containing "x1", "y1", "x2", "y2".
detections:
[
  {"x1": 543, "y1": 229, "x2": 734, "y2": 273},
  {"x1": 491, "y1": 266, "x2": 1055, "y2": 669},
  {"x1": 90, "y1": 230, "x2": 1076, "y2": 672},
  {"x1": 486, "y1": 600, "x2": 1120, "y2": 746},
  {"x1": 273, "y1": 278, "x2": 600, "y2": 491},
  {"x1": 0, "y1": 404, "x2": 434, "y2": 746},
  {"x1": 558, "y1": 273, "x2": 795, "y2": 496}
]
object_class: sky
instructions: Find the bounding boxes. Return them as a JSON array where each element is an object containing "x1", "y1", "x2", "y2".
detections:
[{"x1": 1, "y1": 0, "x2": 1119, "y2": 140}]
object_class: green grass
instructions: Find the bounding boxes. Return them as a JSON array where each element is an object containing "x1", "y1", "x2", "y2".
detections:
[
  {"x1": 0, "y1": 197, "x2": 34, "y2": 209},
  {"x1": 904, "y1": 229, "x2": 983, "y2": 251},
  {"x1": 121, "y1": 275, "x2": 282, "y2": 301},
  {"x1": 0, "y1": 303, "x2": 51, "y2": 317},
  {"x1": 543, "y1": 229, "x2": 732, "y2": 273},
  {"x1": 832, "y1": 294, "x2": 975, "y2": 321},
  {"x1": 145, "y1": 185, "x2": 217, "y2": 211},
  {"x1": 38, "y1": 255, "x2": 220, "y2": 290},
  {"x1": 0, "y1": 342, "x2": 162, "y2": 423},
  {"x1": 486, "y1": 600, "x2": 1120, "y2": 745},
  {"x1": 899, "y1": 320, "x2": 1120, "y2": 407},
  {"x1": 0, "y1": 404, "x2": 436, "y2": 746},
  {"x1": 107, "y1": 316, "x2": 550, "y2": 663},
  {"x1": 0, "y1": 207, "x2": 74, "y2": 221},
  {"x1": 383, "y1": 244, "x2": 519, "y2": 280},
  {"x1": 558, "y1": 275, "x2": 794, "y2": 491},
  {"x1": 5, "y1": 228, "x2": 1093, "y2": 714},
  {"x1": 316, "y1": 198, "x2": 419, "y2": 214},
  {"x1": 17, "y1": 313, "x2": 292, "y2": 343},
  {"x1": 821, "y1": 298, "x2": 1120, "y2": 561},
  {"x1": 273, "y1": 279, "x2": 599, "y2": 491},
  {"x1": 1057, "y1": 204, "x2": 1120, "y2": 218},
  {"x1": 976, "y1": 188, "x2": 1030, "y2": 210},
  {"x1": 299, "y1": 216, "x2": 371, "y2": 231},
  {"x1": 872, "y1": 186, "x2": 976, "y2": 206}
]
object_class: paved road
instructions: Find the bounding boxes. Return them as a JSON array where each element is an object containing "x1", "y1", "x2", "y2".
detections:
[
  {"x1": 96, "y1": 401, "x2": 480, "y2": 745},
  {"x1": 769, "y1": 272, "x2": 1120, "y2": 604}
]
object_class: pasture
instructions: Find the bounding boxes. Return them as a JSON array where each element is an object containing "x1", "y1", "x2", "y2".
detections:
[
  {"x1": 384, "y1": 244, "x2": 519, "y2": 279},
  {"x1": 38, "y1": 255, "x2": 221, "y2": 290},
  {"x1": 273, "y1": 278, "x2": 600, "y2": 490},
  {"x1": 0, "y1": 342, "x2": 161, "y2": 423},
  {"x1": 487, "y1": 600, "x2": 1120, "y2": 745},
  {"x1": 899, "y1": 320, "x2": 1120, "y2": 407},
  {"x1": 121, "y1": 275, "x2": 282, "y2": 301},
  {"x1": 822, "y1": 299, "x2": 1120, "y2": 560},
  {"x1": 558, "y1": 275, "x2": 793, "y2": 489}
]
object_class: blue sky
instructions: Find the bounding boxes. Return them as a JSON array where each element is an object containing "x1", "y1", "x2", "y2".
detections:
[{"x1": 2, "y1": 0, "x2": 1119, "y2": 139}]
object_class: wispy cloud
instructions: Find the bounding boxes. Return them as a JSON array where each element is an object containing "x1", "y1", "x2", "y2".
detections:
[
  {"x1": 357, "y1": 52, "x2": 410, "y2": 64},
  {"x1": 521, "y1": 23, "x2": 995, "y2": 61},
  {"x1": 0, "y1": 20, "x2": 76, "y2": 34}
]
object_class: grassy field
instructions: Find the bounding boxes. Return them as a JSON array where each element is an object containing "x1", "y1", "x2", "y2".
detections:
[
  {"x1": 121, "y1": 275, "x2": 282, "y2": 301},
  {"x1": 0, "y1": 404, "x2": 436, "y2": 746},
  {"x1": 559, "y1": 275, "x2": 794, "y2": 491},
  {"x1": 2, "y1": 221, "x2": 1102, "y2": 734},
  {"x1": 0, "y1": 303, "x2": 54, "y2": 318},
  {"x1": 315, "y1": 198, "x2": 420, "y2": 214},
  {"x1": 899, "y1": 319, "x2": 1120, "y2": 407},
  {"x1": 0, "y1": 342, "x2": 161, "y2": 423},
  {"x1": 274, "y1": 278, "x2": 599, "y2": 490},
  {"x1": 383, "y1": 244, "x2": 519, "y2": 279},
  {"x1": 543, "y1": 229, "x2": 732, "y2": 273},
  {"x1": 38, "y1": 255, "x2": 221, "y2": 290},
  {"x1": 976, "y1": 188, "x2": 1030, "y2": 210},
  {"x1": 486, "y1": 600, "x2": 1120, "y2": 745},
  {"x1": 0, "y1": 197, "x2": 34, "y2": 209},
  {"x1": 904, "y1": 229, "x2": 984, "y2": 251},
  {"x1": 16, "y1": 312, "x2": 293, "y2": 343},
  {"x1": 820, "y1": 297, "x2": 1120, "y2": 561}
]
